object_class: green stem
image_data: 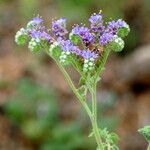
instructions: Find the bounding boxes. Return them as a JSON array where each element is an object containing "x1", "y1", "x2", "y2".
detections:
[
  {"x1": 45, "y1": 50, "x2": 92, "y2": 117},
  {"x1": 54, "y1": 58, "x2": 92, "y2": 117},
  {"x1": 107, "y1": 142, "x2": 111, "y2": 150},
  {"x1": 46, "y1": 48, "x2": 111, "y2": 150},
  {"x1": 91, "y1": 84, "x2": 104, "y2": 150},
  {"x1": 95, "y1": 48, "x2": 111, "y2": 82},
  {"x1": 147, "y1": 143, "x2": 150, "y2": 150},
  {"x1": 56, "y1": 59, "x2": 104, "y2": 150}
]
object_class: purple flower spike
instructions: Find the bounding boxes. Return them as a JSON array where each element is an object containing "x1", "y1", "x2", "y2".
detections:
[
  {"x1": 89, "y1": 13, "x2": 104, "y2": 33},
  {"x1": 81, "y1": 50, "x2": 98, "y2": 59},
  {"x1": 99, "y1": 32, "x2": 114, "y2": 46},
  {"x1": 52, "y1": 18, "x2": 68, "y2": 37}
]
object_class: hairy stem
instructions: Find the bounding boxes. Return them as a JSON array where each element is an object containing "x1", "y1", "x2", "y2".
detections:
[
  {"x1": 55, "y1": 59, "x2": 104, "y2": 150},
  {"x1": 47, "y1": 48, "x2": 111, "y2": 150},
  {"x1": 95, "y1": 48, "x2": 111, "y2": 81},
  {"x1": 147, "y1": 143, "x2": 150, "y2": 150},
  {"x1": 54, "y1": 58, "x2": 92, "y2": 117},
  {"x1": 91, "y1": 84, "x2": 104, "y2": 150}
]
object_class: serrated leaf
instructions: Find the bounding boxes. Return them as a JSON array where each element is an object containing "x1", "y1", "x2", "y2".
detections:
[{"x1": 138, "y1": 126, "x2": 150, "y2": 142}]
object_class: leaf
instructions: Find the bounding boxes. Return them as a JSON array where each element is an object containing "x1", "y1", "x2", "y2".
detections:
[{"x1": 88, "y1": 131, "x2": 94, "y2": 138}]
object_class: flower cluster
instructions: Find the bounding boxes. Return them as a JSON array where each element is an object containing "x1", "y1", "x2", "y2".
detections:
[{"x1": 15, "y1": 12, "x2": 130, "y2": 73}]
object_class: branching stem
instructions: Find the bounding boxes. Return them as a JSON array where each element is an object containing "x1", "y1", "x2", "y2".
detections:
[{"x1": 47, "y1": 48, "x2": 111, "y2": 150}]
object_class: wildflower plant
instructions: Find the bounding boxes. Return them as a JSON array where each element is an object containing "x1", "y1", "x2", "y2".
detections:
[{"x1": 15, "y1": 11, "x2": 130, "y2": 150}]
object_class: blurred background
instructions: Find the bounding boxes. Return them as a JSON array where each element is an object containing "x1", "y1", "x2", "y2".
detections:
[{"x1": 0, "y1": 0, "x2": 150, "y2": 150}]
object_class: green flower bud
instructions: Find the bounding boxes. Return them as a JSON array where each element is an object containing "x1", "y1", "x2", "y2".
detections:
[
  {"x1": 138, "y1": 126, "x2": 150, "y2": 142},
  {"x1": 83, "y1": 58, "x2": 95, "y2": 72},
  {"x1": 69, "y1": 33, "x2": 82, "y2": 45},
  {"x1": 111, "y1": 36, "x2": 124, "y2": 52},
  {"x1": 28, "y1": 38, "x2": 41, "y2": 53},
  {"x1": 117, "y1": 24, "x2": 130, "y2": 38},
  {"x1": 59, "y1": 51, "x2": 71, "y2": 65},
  {"x1": 15, "y1": 28, "x2": 28, "y2": 45},
  {"x1": 49, "y1": 42, "x2": 61, "y2": 58}
]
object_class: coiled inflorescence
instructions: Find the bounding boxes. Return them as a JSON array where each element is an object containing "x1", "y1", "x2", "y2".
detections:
[{"x1": 15, "y1": 12, "x2": 130, "y2": 73}]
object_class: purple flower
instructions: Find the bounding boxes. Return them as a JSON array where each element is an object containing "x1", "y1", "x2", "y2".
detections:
[
  {"x1": 116, "y1": 19, "x2": 128, "y2": 28},
  {"x1": 81, "y1": 50, "x2": 98, "y2": 59},
  {"x1": 32, "y1": 17, "x2": 43, "y2": 24},
  {"x1": 71, "y1": 26, "x2": 89, "y2": 35},
  {"x1": 30, "y1": 29, "x2": 52, "y2": 43},
  {"x1": 106, "y1": 19, "x2": 128, "y2": 35},
  {"x1": 27, "y1": 17, "x2": 43, "y2": 29},
  {"x1": 99, "y1": 32, "x2": 114, "y2": 45},
  {"x1": 72, "y1": 46, "x2": 82, "y2": 56},
  {"x1": 52, "y1": 18, "x2": 68, "y2": 37},
  {"x1": 106, "y1": 20, "x2": 118, "y2": 35},
  {"x1": 71, "y1": 26, "x2": 95, "y2": 44},
  {"x1": 40, "y1": 31, "x2": 52, "y2": 42},
  {"x1": 56, "y1": 38, "x2": 73, "y2": 52},
  {"x1": 89, "y1": 13, "x2": 104, "y2": 33},
  {"x1": 61, "y1": 40, "x2": 73, "y2": 52}
]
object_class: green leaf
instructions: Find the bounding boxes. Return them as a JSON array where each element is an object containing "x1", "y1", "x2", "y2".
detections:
[
  {"x1": 111, "y1": 145, "x2": 120, "y2": 150},
  {"x1": 138, "y1": 126, "x2": 150, "y2": 142},
  {"x1": 88, "y1": 131, "x2": 94, "y2": 138}
]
